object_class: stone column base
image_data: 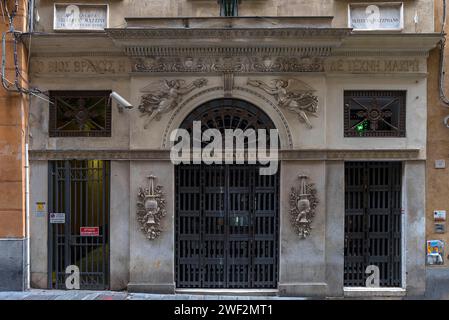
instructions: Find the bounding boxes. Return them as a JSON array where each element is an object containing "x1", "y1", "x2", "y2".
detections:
[
  {"x1": 278, "y1": 282, "x2": 328, "y2": 297},
  {"x1": 127, "y1": 282, "x2": 175, "y2": 294},
  {"x1": 0, "y1": 238, "x2": 27, "y2": 291}
]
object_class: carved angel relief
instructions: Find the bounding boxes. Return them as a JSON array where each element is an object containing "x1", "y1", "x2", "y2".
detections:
[
  {"x1": 290, "y1": 175, "x2": 318, "y2": 239},
  {"x1": 137, "y1": 175, "x2": 167, "y2": 240},
  {"x1": 247, "y1": 78, "x2": 318, "y2": 128},
  {"x1": 138, "y1": 78, "x2": 207, "y2": 128}
]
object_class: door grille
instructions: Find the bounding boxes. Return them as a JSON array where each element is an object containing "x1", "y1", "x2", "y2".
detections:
[
  {"x1": 344, "y1": 162, "x2": 402, "y2": 287},
  {"x1": 175, "y1": 164, "x2": 279, "y2": 289},
  {"x1": 48, "y1": 160, "x2": 110, "y2": 290}
]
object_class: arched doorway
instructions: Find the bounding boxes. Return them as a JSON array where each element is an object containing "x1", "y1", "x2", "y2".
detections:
[{"x1": 175, "y1": 99, "x2": 280, "y2": 289}]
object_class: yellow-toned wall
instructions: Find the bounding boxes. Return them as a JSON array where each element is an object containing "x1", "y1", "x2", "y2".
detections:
[
  {"x1": 0, "y1": 1, "x2": 28, "y2": 238},
  {"x1": 427, "y1": 0, "x2": 449, "y2": 265}
]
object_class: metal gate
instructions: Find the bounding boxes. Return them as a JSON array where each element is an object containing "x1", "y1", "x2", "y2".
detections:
[
  {"x1": 175, "y1": 164, "x2": 279, "y2": 289},
  {"x1": 344, "y1": 162, "x2": 402, "y2": 287},
  {"x1": 48, "y1": 160, "x2": 110, "y2": 289}
]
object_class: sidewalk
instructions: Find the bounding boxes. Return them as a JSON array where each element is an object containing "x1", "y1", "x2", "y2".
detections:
[{"x1": 0, "y1": 289, "x2": 308, "y2": 300}]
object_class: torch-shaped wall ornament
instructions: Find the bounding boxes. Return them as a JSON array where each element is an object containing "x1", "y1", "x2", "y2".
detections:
[
  {"x1": 137, "y1": 175, "x2": 167, "y2": 240},
  {"x1": 289, "y1": 175, "x2": 318, "y2": 239}
]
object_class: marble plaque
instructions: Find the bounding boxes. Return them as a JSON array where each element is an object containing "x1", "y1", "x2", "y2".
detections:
[
  {"x1": 349, "y1": 3, "x2": 403, "y2": 31},
  {"x1": 54, "y1": 4, "x2": 108, "y2": 31}
]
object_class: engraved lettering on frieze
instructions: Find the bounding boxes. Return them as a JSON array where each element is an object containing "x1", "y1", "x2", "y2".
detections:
[
  {"x1": 138, "y1": 78, "x2": 208, "y2": 129},
  {"x1": 31, "y1": 58, "x2": 129, "y2": 75},
  {"x1": 247, "y1": 78, "x2": 318, "y2": 129},
  {"x1": 327, "y1": 59, "x2": 420, "y2": 73}
]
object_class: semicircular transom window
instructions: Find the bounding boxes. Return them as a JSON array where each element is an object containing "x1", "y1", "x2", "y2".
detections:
[{"x1": 179, "y1": 99, "x2": 277, "y2": 148}]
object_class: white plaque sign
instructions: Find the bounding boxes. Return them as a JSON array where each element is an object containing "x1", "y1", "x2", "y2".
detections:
[
  {"x1": 54, "y1": 4, "x2": 108, "y2": 31},
  {"x1": 349, "y1": 3, "x2": 403, "y2": 31}
]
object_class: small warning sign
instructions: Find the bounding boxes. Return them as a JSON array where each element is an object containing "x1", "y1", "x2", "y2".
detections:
[
  {"x1": 80, "y1": 227, "x2": 99, "y2": 237},
  {"x1": 50, "y1": 212, "x2": 65, "y2": 224},
  {"x1": 35, "y1": 202, "x2": 46, "y2": 218}
]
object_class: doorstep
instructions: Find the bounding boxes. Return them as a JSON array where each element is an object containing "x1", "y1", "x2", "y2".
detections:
[
  {"x1": 344, "y1": 287, "x2": 406, "y2": 298},
  {"x1": 175, "y1": 289, "x2": 278, "y2": 296}
]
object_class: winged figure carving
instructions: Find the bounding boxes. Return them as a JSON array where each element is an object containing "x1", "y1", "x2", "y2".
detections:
[
  {"x1": 247, "y1": 78, "x2": 318, "y2": 128},
  {"x1": 138, "y1": 78, "x2": 207, "y2": 129}
]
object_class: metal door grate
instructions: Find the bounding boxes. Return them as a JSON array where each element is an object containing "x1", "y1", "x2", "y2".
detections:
[
  {"x1": 175, "y1": 164, "x2": 279, "y2": 289},
  {"x1": 344, "y1": 161, "x2": 402, "y2": 287},
  {"x1": 48, "y1": 160, "x2": 110, "y2": 290}
]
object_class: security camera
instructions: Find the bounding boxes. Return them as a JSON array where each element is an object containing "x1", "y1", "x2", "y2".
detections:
[{"x1": 110, "y1": 91, "x2": 133, "y2": 112}]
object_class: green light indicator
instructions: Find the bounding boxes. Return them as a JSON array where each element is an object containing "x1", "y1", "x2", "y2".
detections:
[{"x1": 355, "y1": 120, "x2": 368, "y2": 135}]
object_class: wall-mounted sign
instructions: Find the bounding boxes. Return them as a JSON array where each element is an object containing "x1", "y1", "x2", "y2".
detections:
[
  {"x1": 80, "y1": 227, "x2": 100, "y2": 237},
  {"x1": 349, "y1": 2, "x2": 404, "y2": 31},
  {"x1": 435, "y1": 223, "x2": 446, "y2": 234},
  {"x1": 50, "y1": 212, "x2": 65, "y2": 224},
  {"x1": 35, "y1": 201, "x2": 46, "y2": 218},
  {"x1": 435, "y1": 159, "x2": 446, "y2": 169},
  {"x1": 434, "y1": 210, "x2": 447, "y2": 222},
  {"x1": 427, "y1": 240, "x2": 444, "y2": 265},
  {"x1": 54, "y1": 4, "x2": 109, "y2": 31}
]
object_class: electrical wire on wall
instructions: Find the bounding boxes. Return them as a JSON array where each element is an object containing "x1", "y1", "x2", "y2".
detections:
[
  {"x1": 0, "y1": 0, "x2": 49, "y2": 102},
  {"x1": 439, "y1": 0, "x2": 449, "y2": 105}
]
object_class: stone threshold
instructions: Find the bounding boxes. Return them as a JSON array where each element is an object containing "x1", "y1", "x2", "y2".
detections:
[
  {"x1": 176, "y1": 289, "x2": 278, "y2": 297},
  {"x1": 344, "y1": 287, "x2": 406, "y2": 298}
]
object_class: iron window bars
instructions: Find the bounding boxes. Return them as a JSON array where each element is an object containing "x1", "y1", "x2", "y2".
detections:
[
  {"x1": 49, "y1": 90, "x2": 112, "y2": 137},
  {"x1": 219, "y1": 0, "x2": 239, "y2": 16},
  {"x1": 344, "y1": 90, "x2": 406, "y2": 137}
]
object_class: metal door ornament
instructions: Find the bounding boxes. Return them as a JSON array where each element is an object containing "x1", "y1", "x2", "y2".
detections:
[{"x1": 137, "y1": 175, "x2": 167, "y2": 240}]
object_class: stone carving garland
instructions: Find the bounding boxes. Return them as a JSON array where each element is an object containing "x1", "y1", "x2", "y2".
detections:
[
  {"x1": 138, "y1": 78, "x2": 207, "y2": 128},
  {"x1": 133, "y1": 56, "x2": 324, "y2": 73},
  {"x1": 290, "y1": 175, "x2": 318, "y2": 239},
  {"x1": 137, "y1": 175, "x2": 167, "y2": 240},
  {"x1": 248, "y1": 78, "x2": 319, "y2": 128}
]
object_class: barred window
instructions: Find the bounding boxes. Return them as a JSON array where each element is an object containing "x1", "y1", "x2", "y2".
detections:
[
  {"x1": 49, "y1": 91, "x2": 111, "y2": 137},
  {"x1": 219, "y1": 0, "x2": 239, "y2": 16},
  {"x1": 344, "y1": 90, "x2": 406, "y2": 137}
]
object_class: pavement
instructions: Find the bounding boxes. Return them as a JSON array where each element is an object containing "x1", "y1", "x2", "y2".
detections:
[{"x1": 0, "y1": 289, "x2": 308, "y2": 300}]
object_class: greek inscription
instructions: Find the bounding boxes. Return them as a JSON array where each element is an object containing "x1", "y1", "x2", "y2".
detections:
[
  {"x1": 32, "y1": 59, "x2": 130, "y2": 74},
  {"x1": 327, "y1": 59, "x2": 421, "y2": 73}
]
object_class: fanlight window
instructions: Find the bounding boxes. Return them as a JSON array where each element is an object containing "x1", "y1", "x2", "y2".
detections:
[
  {"x1": 344, "y1": 90, "x2": 406, "y2": 137},
  {"x1": 49, "y1": 91, "x2": 112, "y2": 137},
  {"x1": 179, "y1": 98, "x2": 277, "y2": 148}
]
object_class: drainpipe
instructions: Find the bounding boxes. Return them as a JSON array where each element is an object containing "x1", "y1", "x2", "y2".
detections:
[{"x1": 25, "y1": 142, "x2": 30, "y2": 290}]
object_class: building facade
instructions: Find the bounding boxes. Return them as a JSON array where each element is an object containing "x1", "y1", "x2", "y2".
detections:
[
  {"x1": 25, "y1": 0, "x2": 439, "y2": 297},
  {"x1": 425, "y1": 0, "x2": 449, "y2": 299},
  {"x1": 0, "y1": 0, "x2": 30, "y2": 291}
]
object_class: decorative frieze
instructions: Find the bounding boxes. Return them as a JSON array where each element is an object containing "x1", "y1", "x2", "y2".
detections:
[
  {"x1": 132, "y1": 56, "x2": 324, "y2": 73},
  {"x1": 106, "y1": 28, "x2": 351, "y2": 41}
]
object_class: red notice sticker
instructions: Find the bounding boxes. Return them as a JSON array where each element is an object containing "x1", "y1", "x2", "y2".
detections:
[{"x1": 80, "y1": 227, "x2": 100, "y2": 237}]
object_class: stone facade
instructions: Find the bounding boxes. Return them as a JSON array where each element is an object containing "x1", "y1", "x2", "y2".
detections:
[{"x1": 25, "y1": 1, "x2": 440, "y2": 297}]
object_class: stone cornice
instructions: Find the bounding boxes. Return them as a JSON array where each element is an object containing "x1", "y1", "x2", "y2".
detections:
[
  {"x1": 29, "y1": 149, "x2": 421, "y2": 161},
  {"x1": 105, "y1": 27, "x2": 351, "y2": 41}
]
